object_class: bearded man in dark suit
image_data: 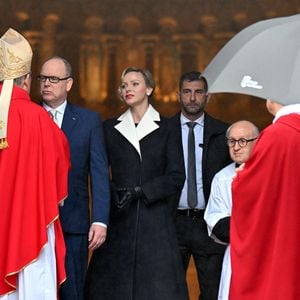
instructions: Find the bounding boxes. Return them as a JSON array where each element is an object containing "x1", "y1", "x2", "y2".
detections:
[{"x1": 171, "y1": 71, "x2": 231, "y2": 300}]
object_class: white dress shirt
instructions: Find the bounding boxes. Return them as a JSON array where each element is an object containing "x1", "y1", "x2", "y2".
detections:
[{"x1": 43, "y1": 101, "x2": 67, "y2": 128}]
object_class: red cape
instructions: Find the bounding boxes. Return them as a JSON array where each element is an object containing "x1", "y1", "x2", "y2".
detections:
[
  {"x1": 230, "y1": 114, "x2": 300, "y2": 300},
  {"x1": 0, "y1": 85, "x2": 70, "y2": 295}
]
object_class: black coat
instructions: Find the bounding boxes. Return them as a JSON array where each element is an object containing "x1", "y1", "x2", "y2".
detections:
[{"x1": 85, "y1": 107, "x2": 188, "y2": 300}]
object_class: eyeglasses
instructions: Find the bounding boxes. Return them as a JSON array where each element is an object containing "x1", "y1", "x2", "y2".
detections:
[
  {"x1": 37, "y1": 75, "x2": 71, "y2": 84},
  {"x1": 226, "y1": 137, "x2": 258, "y2": 148}
]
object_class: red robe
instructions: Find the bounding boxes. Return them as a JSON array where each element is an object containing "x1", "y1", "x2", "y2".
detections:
[
  {"x1": 230, "y1": 114, "x2": 300, "y2": 300},
  {"x1": 0, "y1": 85, "x2": 70, "y2": 296}
]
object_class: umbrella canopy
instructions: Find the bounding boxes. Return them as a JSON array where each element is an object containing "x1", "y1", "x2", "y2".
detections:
[{"x1": 202, "y1": 14, "x2": 300, "y2": 105}]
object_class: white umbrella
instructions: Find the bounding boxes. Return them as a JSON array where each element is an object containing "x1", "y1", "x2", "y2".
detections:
[{"x1": 202, "y1": 14, "x2": 300, "y2": 105}]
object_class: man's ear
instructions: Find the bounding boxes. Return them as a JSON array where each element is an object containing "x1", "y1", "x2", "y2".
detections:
[
  {"x1": 66, "y1": 78, "x2": 73, "y2": 92},
  {"x1": 206, "y1": 93, "x2": 211, "y2": 103},
  {"x1": 266, "y1": 99, "x2": 283, "y2": 116},
  {"x1": 177, "y1": 91, "x2": 181, "y2": 103},
  {"x1": 23, "y1": 73, "x2": 32, "y2": 93}
]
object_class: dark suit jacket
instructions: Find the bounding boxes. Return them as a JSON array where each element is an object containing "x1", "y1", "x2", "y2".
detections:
[
  {"x1": 59, "y1": 102, "x2": 110, "y2": 234},
  {"x1": 171, "y1": 112, "x2": 231, "y2": 204},
  {"x1": 172, "y1": 112, "x2": 231, "y2": 254}
]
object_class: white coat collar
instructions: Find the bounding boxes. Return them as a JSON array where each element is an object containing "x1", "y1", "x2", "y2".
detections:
[
  {"x1": 115, "y1": 104, "x2": 160, "y2": 157},
  {"x1": 273, "y1": 104, "x2": 300, "y2": 123}
]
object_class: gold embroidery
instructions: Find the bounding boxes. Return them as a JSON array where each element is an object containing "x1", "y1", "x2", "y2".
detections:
[
  {"x1": 0, "y1": 138, "x2": 8, "y2": 149},
  {"x1": 0, "y1": 60, "x2": 29, "y2": 80},
  {"x1": 0, "y1": 28, "x2": 32, "y2": 81},
  {"x1": 7, "y1": 48, "x2": 23, "y2": 64}
]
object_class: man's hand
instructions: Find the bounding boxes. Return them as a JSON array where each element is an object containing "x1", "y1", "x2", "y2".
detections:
[{"x1": 88, "y1": 224, "x2": 107, "y2": 251}]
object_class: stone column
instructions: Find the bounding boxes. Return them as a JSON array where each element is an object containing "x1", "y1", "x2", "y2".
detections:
[
  {"x1": 39, "y1": 14, "x2": 60, "y2": 63},
  {"x1": 80, "y1": 16, "x2": 106, "y2": 103},
  {"x1": 154, "y1": 17, "x2": 180, "y2": 102}
]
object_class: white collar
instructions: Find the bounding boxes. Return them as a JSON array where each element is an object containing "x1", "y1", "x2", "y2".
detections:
[
  {"x1": 115, "y1": 104, "x2": 160, "y2": 157},
  {"x1": 180, "y1": 113, "x2": 204, "y2": 127},
  {"x1": 43, "y1": 100, "x2": 67, "y2": 115},
  {"x1": 273, "y1": 104, "x2": 300, "y2": 123}
]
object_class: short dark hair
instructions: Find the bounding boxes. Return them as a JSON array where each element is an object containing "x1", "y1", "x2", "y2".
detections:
[{"x1": 179, "y1": 71, "x2": 208, "y2": 92}]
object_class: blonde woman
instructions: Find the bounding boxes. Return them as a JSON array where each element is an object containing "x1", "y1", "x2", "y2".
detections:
[{"x1": 85, "y1": 67, "x2": 188, "y2": 300}]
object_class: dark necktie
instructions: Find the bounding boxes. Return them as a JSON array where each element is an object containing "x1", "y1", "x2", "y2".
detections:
[{"x1": 187, "y1": 122, "x2": 198, "y2": 208}]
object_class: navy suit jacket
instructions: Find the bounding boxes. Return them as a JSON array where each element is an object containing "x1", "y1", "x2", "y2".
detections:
[{"x1": 59, "y1": 102, "x2": 110, "y2": 234}]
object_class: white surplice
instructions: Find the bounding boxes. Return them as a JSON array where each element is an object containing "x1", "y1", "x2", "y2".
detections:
[
  {"x1": 0, "y1": 223, "x2": 57, "y2": 300},
  {"x1": 204, "y1": 162, "x2": 235, "y2": 300}
]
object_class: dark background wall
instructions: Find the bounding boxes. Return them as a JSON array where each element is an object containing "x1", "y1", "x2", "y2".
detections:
[{"x1": 1, "y1": 0, "x2": 299, "y2": 129}]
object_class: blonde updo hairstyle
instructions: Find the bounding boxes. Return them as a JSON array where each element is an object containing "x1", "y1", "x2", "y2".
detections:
[{"x1": 119, "y1": 67, "x2": 155, "y2": 101}]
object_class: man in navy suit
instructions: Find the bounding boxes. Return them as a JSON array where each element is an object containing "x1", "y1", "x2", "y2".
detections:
[{"x1": 38, "y1": 56, "x2": 110, "y2": 300}]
